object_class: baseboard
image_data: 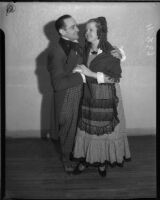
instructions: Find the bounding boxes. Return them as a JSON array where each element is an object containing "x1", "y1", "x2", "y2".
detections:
[
  {"x1": 4, "y1": 128, "x2": 156, "y2": 138},
  {"x1": 5, "y1": 130, "x2": 41, "y2": 138},
  {"x1": 126, "y1": 128, "x2": 156, "y2": 136}
]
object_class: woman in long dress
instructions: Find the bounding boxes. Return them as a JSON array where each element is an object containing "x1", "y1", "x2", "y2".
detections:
[{"x1": 72, "y1": 17, "x2": 131, "y2": 177}]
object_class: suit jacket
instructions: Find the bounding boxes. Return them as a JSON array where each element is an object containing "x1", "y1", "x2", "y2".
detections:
[{"x1": 47, "y1": 39, "x2": 83, "y2": 126}]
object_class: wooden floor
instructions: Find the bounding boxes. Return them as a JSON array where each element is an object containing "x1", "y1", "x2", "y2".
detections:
[{"x1": 3, "y1": 135, "x2": 156, "y2": 199}]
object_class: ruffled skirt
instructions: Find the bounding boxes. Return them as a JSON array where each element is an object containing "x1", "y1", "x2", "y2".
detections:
[{"x1": 73, "y1": 84, "x2": 131, "y2": 165}]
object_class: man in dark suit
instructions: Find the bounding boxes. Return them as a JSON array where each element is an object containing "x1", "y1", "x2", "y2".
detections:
[
  {"x1": 47, "y1": 15, "x2": 86, "y2": 173},
  {"x1": 47, "y1": 15, "x2": 123, "y2": 173}
]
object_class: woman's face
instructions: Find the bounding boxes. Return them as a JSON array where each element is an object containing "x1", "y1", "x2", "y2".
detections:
[{"x1": 85, "y1": 22, "x2": 98, "y2": 43}]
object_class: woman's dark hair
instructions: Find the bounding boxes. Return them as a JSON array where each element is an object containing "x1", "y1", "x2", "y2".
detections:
[
  {"x1": 55, "y1": 14, "x2": 72, "y2": 34},
  {"x1": 85, "y1": 16, "x2": 113, "y2": 52}
]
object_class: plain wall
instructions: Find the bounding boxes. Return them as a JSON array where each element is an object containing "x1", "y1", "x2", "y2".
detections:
[{"x1": 0, "y1": 2, "x2": 159, "y2": 137}]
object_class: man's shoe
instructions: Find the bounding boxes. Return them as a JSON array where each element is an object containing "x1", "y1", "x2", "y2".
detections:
[
  {"x1": 72, "y1": 163, "x2": 87, "y2": 175},
  {"x1": 64, "y1": 165, "x2": 75, "y2": 174}
]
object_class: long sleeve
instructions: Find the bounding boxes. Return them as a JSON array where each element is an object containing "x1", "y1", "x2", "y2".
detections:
[
  {"x1": 84, "y1": 71, "x2": 119, "y2": 84},
  {"x1": 51, "y1": 71, "x2": 83, "y2": 91},
  {"x1": 103, "y1": 57, "x2": 122, "y2": 79},
  {"x1": 48, "y1": 49, "x2": 83, "y2": 92},
  {"x1": 85, "y1": 72, "x2": 106, "y2": 84},
  {"x1": 85, "y1": 56, "x2": 122, "y2": 84},
  {"x1": 97, "y1": 72, "x2": 105, "y2": 84}
]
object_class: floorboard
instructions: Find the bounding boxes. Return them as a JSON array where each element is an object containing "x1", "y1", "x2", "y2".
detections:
[{"x1": 3, "y1": 135, "x2": 156, "y2": 199}]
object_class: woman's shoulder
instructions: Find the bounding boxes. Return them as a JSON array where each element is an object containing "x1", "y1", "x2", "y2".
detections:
[
  {"x1": 106, "y1": 41, "x2": 114, "y2": 51},
  {"x1": 103, "y1": 42, "x2": 120, "y2": 62}
]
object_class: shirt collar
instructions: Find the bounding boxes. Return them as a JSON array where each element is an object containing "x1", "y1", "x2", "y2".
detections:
[{"x1": 61, "y1": 36, "x2": 79, "y2": 43}]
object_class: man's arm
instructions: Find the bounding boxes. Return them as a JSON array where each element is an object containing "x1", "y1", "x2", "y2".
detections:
[
  {"x1": 48, "y1": 51, "x2": 83, "y2": 92},
  {"x1": 111, "y1": 46, "x2": 126, "y2": 62}
]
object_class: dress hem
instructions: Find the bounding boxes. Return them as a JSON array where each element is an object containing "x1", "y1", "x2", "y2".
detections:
[{"x1": 71, "y1": 155, "x2": 131, "y2": 167}]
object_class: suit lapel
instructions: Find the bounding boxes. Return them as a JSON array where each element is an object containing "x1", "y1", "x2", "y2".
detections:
[
  {"x1": 58, "y1": 42, "x2": 80, "y2": 72},
  {"x1": 65, "y1": 49, "x2": 79, "y2": 71}
]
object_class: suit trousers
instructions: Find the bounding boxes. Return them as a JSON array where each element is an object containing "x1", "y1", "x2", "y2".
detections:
[{"x1": 59, "y1": 84, "x2": 82, "y2": 167}]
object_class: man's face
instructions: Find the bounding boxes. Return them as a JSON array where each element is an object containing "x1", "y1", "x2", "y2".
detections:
[{"x1": 61, "y1": 17, "x2": 79, "y2": 41}]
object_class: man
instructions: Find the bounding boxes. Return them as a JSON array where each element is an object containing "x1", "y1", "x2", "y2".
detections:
[{"x1": 47, "y1": 15, "x2": 123, "y2": 173}]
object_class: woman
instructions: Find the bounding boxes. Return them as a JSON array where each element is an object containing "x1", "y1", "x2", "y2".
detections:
[{"x1": 72, "y1": 17, "x2": 131, "y2": 177}]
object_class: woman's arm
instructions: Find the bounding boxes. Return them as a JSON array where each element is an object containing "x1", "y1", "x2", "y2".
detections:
[{"x1": 73, "y1": 65, "x2": 117, "y2": 84}]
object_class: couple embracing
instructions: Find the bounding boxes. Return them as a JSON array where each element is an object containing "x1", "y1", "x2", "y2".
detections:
[{"x1": 47, "y1": 14, "x2": 131, "y2": 177}]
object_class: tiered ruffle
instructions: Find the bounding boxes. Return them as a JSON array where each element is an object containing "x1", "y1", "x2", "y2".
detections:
[
  {"x1": 73, "y1": 128, "x2": 131, "y2": 165},
  {"x1": 73, "y1": 84, "x2": 131, "y2": 165}
]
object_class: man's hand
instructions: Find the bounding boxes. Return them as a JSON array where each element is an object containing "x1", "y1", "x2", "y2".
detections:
[
  {"x1": 73, "y1": 64, "x2": 97, "y2": 79},
  {"x1": 111, "y1": 46, "x2": 122, "y2": 60},
  {"x1": 72, "y1": 65, "x2": 83, "y2": 73},
  {"x1": 77, "y1": 65, "x2": 93, "y2": 77}
]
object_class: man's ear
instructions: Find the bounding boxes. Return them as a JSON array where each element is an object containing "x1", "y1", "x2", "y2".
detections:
[{"x1": 59, "y1": 28, "x2": 65, "y2": 36}]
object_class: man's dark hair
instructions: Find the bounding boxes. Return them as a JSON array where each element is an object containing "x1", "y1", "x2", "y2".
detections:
[{"x1": 55, "y1": 14, "x2": 72, "y2": 34}]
